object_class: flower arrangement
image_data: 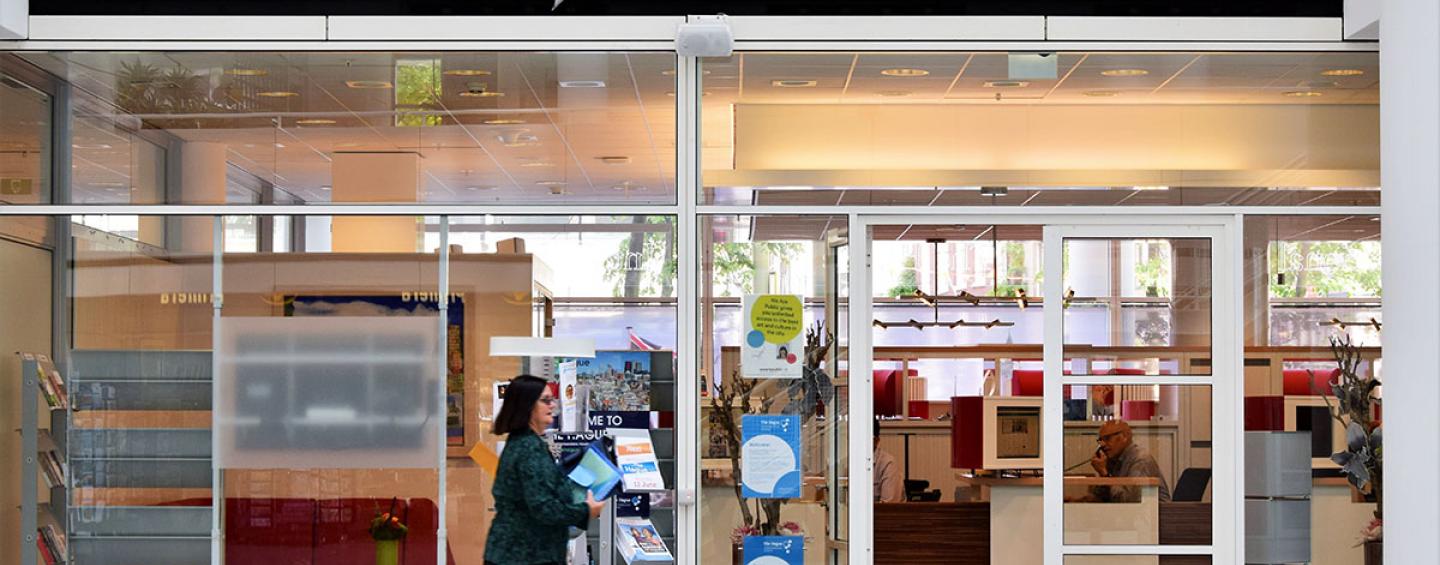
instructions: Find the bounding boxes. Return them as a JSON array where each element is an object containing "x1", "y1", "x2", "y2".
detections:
[
  {"x1": 1312, "y1": 336, "x2": 1383, "y2": 536},
  {"x1": 369, "y1": 498, "x2": 409, "y2": 542},
  {"x1": 729, "y1": 522, "x2": 804, "y2": 545}
]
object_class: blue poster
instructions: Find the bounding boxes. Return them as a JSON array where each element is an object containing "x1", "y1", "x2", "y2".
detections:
[
  {"x1": 743, "y1": 536, "x2": 804, "y2": 565},
  {"x1": 740, "y1": 415, "x2": 802, "y2": 499}
]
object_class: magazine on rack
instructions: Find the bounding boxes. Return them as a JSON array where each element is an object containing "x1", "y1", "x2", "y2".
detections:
[{"x1": 615, "y1": 518, "x2": 672, "y2": 564}]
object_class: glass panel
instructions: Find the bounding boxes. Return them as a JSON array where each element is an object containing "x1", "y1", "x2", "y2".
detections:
[
  {"x1": 869, "y1": 224, "x2": 1047, "y2": 564},
  {"x1": 219, "y1": 215, "x2": 441, "y2": 563},
  {"x1": 1242, "y1": 215, "x2": 1381, "y2": 565},
  {"x1": 22, "y1": 51, "x2": 677, "y2": 206},
  {"x1": 0, "y1": 71, "x2": 51, "y2": 205},
  {"x1": 1064, "y1": 238, "x2": 1212, "y2": 376},
  {"x1": 701, "y1": 52, "x2": 1379, "y2": 207},
  {"x1": 701, "y1": 215, "x2": 845, "y2": 564},
  {"x1": 1063, "y1": 385, "x2": 1213, "y2": 547},
  {"x1": 445, "y1": 215, "x2": 678, "y2": 564},
  {"x1": 67, "y1": 215, "x2": 217, "y2": 565}
]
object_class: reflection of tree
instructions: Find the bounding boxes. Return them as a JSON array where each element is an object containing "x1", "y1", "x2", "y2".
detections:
[
  {"x1": 1270, "y1": 241, "x2": 1382, "y2": 298},
  {"x1": 886, "y1": 256, "x2": 919, "y2": 298},
  {"x1": 603, "y1": 217, "x2": 677, "y2": 298},
  {"x1": 115, "y1": 62, "x2": 245, "y2": 122},
  {"x1": 629, "y1": 240, "x2": 804, "y2": 298},
  {"x1": 1133, "y1": 310, "x2": 1169, "y2": 346}
]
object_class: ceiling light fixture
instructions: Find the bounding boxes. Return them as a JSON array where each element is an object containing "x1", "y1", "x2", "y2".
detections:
[
  {"x1": 559, "y1": 80, "x2": 607, "y2": 88},
  {"x1": 1083, "y1": 90, "x2": 1121, "y2": 97},
  {"x1": 443, "y1": 69, "x2": 492, "y2": 77},
  {"x1": 1283, "y1": 90, "x2": 1324, "y2": 97},
  {"x1": 483, "y1": 119, "x2": 527, "y2": 125},
  {"x1": 345, "y1": 80, "x2": 394, "y2": 89},
  {"x1": 877, "y1": 90, "x2": 912, "y2": 97},
  {"x1": 983, "y1": 80, "x2": 1029, "y2": 88},
  {"x1": 274, "y1": 143, "x2": 286, "y2": 149},
  {"x1": 319, "y1": 186, "x2": 331, "y2": 191},
  {"x1": 612, "y1": 181, "x2": 645, "y2": 191},
  {"x1": 881, "y1": 68, "x2": 930, "y2": 77},
  {"x1": 1101, "y1": 69, "x2": 1150, "y2": 77},
  {"x1": 295, "y1": 118, "x2": 337, "y2": 125},
  {"x1": 772, "y1": 79, "x2": 817, "y2": 88},
  {"x1": 1321, "y1": 69, "x2": 1366, "y2": 77},
  {"x1": 71, "y1": 143, "x2": 113, "y2": 150},
  {"x1": 225, "y1": 68, "x2": 268, "y2": 77},
  {"x1": 520, "y1": 161, "x2": 554, "y2": 168},
  {"x1": 598, "y1": 156, "x2": 631, "y2": 165},
  {"x1": 536, "y1": 180, "x2": 567, "y2": 187},
  {"x1": 257, "y1": 91, "x2": 300, "y2": 98},
  {"x1": 464, "y1": 185, "x2": 497, "y2": 191}
]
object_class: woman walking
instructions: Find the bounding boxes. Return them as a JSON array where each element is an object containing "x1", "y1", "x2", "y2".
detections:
[{"x1": 485, "y1": 375, "x2": 605, "y2": 565}]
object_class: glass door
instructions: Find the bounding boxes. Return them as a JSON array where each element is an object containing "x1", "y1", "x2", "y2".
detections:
[
  {"x1": 1042, "y1": 223, "x2": 1237, "y2": 565},
  {"x1": 825, "y1": 227, "x2": 850, "y2": 563}
]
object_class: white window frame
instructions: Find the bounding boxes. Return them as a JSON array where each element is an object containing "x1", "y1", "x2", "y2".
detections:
[{"x1": 0, "y1": 17, "x2": 1381, "y2": 564}]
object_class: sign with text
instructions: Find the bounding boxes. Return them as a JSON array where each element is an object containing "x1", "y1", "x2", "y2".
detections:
[
  {"x1": 588, "y1": 410, "x2": 649, "y2": 431},
  {"x1": 740, "y1": 414, "x2": 801, "y2": 499},
  {"x1": 742, "y1": 294, "x2": 804, "y2": 379}
]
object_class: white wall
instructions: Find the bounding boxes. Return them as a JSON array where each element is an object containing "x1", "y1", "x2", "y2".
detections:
[{"x1": 0, "y1": 237, "x2": 51, "y2": 565}]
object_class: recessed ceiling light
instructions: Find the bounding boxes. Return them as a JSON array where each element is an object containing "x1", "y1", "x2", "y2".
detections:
[
  {"x1": 295, "y1": 118, "x2": 337, "y2": 125},
  {"x1": 536, "y1": 180, "x2": 567, "y2": 187},
  {"x1": 772, "y1": 79, "x2": 817, "y2": 88},
  {"x1": 71, "y1": 143, "x2": 113, "y2": 150},
  {"x1": 274, "y1": 143, "x2": 286, "y2": 149},
  {"x1": 225, "y1": 68, "x2": 268, "y2": 77},
  {"x1": 1133, "y1": 185, "x2": 1170, "y2": 191},
  {"x1": 460, "y1": 91, "x2": 505, "y2": 98},
  {"x1": 1101, "y1": 69, "x2": 1150, "y2": 77},
  {"x1": 345, "y1": 80, "x2": 394, "y2": 89},
  {"x1": 1283, "y1": 90, "x2": 1324, "y2": 97},
  {"x1": 464, "y1": 185, "x2": 497, "y2": 191},
  {"x1": 336, "y1": 142, "x2": 362, "y2": 148},
  {"x1": 877, "y1": 90, "x2": 912, "y2": 97},
  {"x1": 520, "y1": 161, "x2": 554, "y2": 168},
  {"x1": 598, "y1": 156, "x2": 631, "y2": 165},
  {"x1": 257, "y1": 91, "x2": 300, "y2": 98},
  {"x1": 983, "y1": 80, "x2": 1030, "y2": 88},
  {"x1": 483, "y1": 118, "x2": 527, "y2": 125},
  {"x1": 1299, "y1": 80, "x2": 1339, "y2": 89},
  {"x1": 611, "y1": 181, "x2": 645, "y2": 191},
  {"x1": 1370, "y1": 217, "x2": 1380, "y2": 222},
  {"x1": 1083, "y1": 90, "x2": 1121, "y2": 97},
  {"x1": 559, "y1": 80, "x2": 607, "y2": 88},
  {"x1": 319, "y1": 186, "x2": 331, "y2": 191},
  {"x1": 443, "y1": 69, "x2": 492, "y2": 77},
  {"x1": 1321, "y1": 69, "x2": 1366, "y2": 77},
  {"x1": 881, "y1": 68, "x2": 930, "y2": 77}
]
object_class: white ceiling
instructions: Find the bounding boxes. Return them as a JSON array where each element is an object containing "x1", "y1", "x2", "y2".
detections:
[{"x1": 5, "y1": 50, "x2": 1380, "y2": 205}]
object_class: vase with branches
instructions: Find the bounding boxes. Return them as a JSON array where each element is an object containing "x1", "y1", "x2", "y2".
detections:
[
  {"x1": 1311, "y1": 335, "x2": 1382, "y2": 549},
  {"x1": 709, "y1": 322, "x2": 834, "y2": 561}
]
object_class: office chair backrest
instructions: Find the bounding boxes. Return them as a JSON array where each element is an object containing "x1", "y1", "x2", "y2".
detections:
[{"x1": 1172, "y1": 468, "x2": 1212, "y2": 502}]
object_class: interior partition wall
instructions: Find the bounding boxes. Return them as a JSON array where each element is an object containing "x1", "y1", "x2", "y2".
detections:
[{"x1": 0, "y1": 24, "x2": 1384, "y2": 565}]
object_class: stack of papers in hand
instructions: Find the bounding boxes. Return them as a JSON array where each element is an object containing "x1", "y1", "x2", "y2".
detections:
[{"x1": 566, "y1": 442, "x2": 622, "y2": 500}]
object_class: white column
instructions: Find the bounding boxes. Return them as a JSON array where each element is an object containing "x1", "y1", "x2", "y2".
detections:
[
  {"x1": 330, "y1": 152, "x2": 422, "y2": 252},
  {"x1": 171, "y1": 141, "x2": 228, "y2": 252},
  {"x1": 1380, "y1": 0, "x2": 1440, "y2": 562}
]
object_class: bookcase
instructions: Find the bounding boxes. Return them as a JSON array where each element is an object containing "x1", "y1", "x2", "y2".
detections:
[{"x1": 19, "y1": 352, "x2": 70, "y2": 565}]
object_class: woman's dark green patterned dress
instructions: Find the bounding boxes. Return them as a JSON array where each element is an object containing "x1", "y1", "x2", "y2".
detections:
[{"x1": 484, "y1": 429, "x2": 590, "y2": 565}]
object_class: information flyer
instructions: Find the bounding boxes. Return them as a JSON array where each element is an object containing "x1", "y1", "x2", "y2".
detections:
[
  {"x1": 559, "y1": 361, "x2": 579, "y2": 432},
  {"x1": 615, "y1": 433, "x2": 665, "y2": 492},
  {"x1": 741, "y1": 294, "x2": 805, "y2": 379},
  {"x1": 743, "y1": 535, "x2": 804, "y2": 565},
  {"x1": 740, "y1": 414, "x2": 802, "y2": 499}
]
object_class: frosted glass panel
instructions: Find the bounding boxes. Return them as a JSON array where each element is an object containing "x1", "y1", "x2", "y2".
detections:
[{"x1": 215, "y1": 316, "x2": 441, "y2": 468}]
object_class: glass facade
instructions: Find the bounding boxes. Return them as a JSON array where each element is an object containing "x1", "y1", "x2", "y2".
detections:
[{"x1": 0, "y1": 43, "x2": 1382, "y2": 565}]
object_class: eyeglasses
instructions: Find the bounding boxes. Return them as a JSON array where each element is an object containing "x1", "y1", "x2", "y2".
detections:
[
  {"x1": 539, "y1": 397, "x2": 558, "y2": 406},
  {"x1": 1097, "y1": 431, "x2": 1125, "y2": 442}
]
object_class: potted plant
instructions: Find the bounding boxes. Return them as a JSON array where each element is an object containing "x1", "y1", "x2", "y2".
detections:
[
  {"x1": 710, "y1": 323, "x2": 833, "y2": 564},
  {"x1": 369, "y1": 498, "x2": 409, "y2": 565},
  {"x1": 1312, "y1": 335, "x2": 1382, "y2": 564}
]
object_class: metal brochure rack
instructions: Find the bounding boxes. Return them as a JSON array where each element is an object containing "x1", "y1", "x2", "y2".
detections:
[{"x1": 19, "y1": 352, "x2": 70, "y2": 565}]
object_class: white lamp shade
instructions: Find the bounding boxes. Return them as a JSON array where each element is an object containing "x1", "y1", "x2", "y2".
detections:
[{"x1": 489, "y1": 336, "x2": 596, "y2": 358}]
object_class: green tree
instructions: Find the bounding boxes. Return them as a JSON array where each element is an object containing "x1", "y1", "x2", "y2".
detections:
[
  {"x1": 395, "y1": 58, "x2": 443, "y2": 127},
  {"x1": 603, "y1": 217, "x2": 677, "y2": 297},
  {"x1": 887, "y1": 256, "x2": 920, "y2": 298},
  {"x1": 1269, "y1": 241, "x2": 1382, "y2": 298}
]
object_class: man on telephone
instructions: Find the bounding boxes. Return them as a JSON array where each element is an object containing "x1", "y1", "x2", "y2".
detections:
[{"x1": 1088, "y1": 420, "x2": 1171, "y2": 502}]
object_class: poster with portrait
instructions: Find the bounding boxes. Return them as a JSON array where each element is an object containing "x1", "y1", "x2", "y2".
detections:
[
  {"x1": 742, "y1": 294, "x2": 804, "y2": 379},
  {"x1": 286, "y1": 294, "x2": 466, "y2": 445}
]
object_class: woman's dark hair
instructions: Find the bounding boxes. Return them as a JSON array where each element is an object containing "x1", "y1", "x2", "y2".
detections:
[{"x1": 491, "y1": 375, "x2": 549, "y2": 435}]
